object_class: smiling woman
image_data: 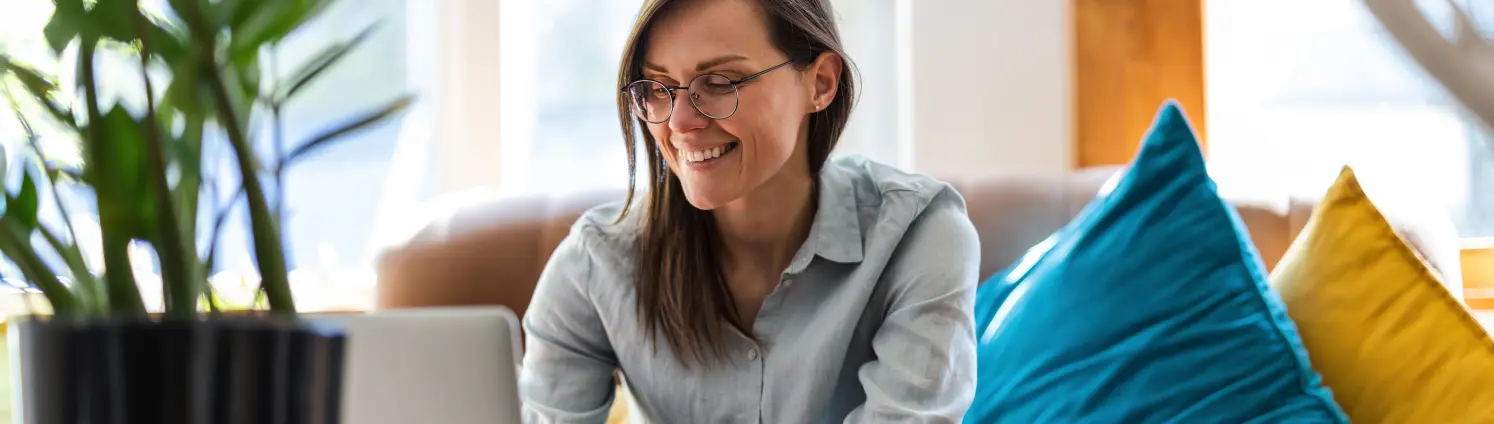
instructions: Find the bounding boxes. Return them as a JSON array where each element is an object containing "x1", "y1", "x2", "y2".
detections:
[
  {"x1": 516, "y1": 0, "x2": 981, "y2": 422},
  {"x1": 495, "y1": 0, "x2": 902, "y2": 198}
]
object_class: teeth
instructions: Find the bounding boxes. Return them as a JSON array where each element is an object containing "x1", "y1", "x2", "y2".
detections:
[{"x1": 679, "y1": 144, "x2": 732, "y2": 163}]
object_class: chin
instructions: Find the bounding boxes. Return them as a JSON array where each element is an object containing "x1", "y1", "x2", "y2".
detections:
[{"x1": 680, "y1": 183, "x2": 739, "y2": 211}]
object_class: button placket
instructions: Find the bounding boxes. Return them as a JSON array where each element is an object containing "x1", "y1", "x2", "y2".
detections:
[{"x1": 734, "y1": 336, "x2": 765, "y2": 424}]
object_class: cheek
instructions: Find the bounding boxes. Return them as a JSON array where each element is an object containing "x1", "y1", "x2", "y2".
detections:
[
  {"x1": 722, "y1": 98, "x2": 800, "y2": 161},
  {"x1": 648, "y1": 125, "x2": 676, "y2": 162}
]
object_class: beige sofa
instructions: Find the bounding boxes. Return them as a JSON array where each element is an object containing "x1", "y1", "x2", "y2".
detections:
[
  {"x1": 372, "y1": 166, "x2": 1339, "y2": 314},
  {"x1": 372, "y1": 164, "x2": 1466, "y2": 422}
]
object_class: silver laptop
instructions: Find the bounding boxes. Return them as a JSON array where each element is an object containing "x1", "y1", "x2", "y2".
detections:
[{"x1": 339, "y1": 306, "x2": 524, "y2": 424}]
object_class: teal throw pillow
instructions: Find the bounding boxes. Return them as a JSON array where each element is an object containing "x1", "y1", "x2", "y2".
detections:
[{"x1": 964, "y1": 101, "x2": 1347, "y2": 423}]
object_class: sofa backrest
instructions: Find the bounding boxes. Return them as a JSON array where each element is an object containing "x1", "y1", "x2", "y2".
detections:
[{"x1": 373, "y1": 166, "x2": 1333, "y2": 319}]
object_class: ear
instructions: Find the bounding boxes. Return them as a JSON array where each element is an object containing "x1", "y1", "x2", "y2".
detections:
[{"x1": 805, "y1": 51, "x2": 842, "y2": 113}]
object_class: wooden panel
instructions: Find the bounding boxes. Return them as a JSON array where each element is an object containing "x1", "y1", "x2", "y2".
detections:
[{"x1": 1073, "y1": 0, "x2": 1206, "y2": 168}]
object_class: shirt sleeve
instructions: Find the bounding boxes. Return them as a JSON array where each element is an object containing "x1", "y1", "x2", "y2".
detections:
[
  {"x1": 844, "y1": 189, "x2": 981, "y2": 423},
  {"x1": 519, "y1": 228, "x2": 619, "y2": 424}
]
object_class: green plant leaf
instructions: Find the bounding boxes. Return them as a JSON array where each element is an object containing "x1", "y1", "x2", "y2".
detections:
[
  {"x1": 43, "y1": 0, "x2": 88, "y2": 54},
  {"x1": 1, "y1": 59, "x2": 75, "y2": 126},
  {"x1": 5, "y1": 170, "x2": 41, "y2": 230},
  {"x1": 0, "y1": 55, "x2": 58, "y2": 100},
  {"x1": 143, "y1": 17, "x2": 191, "y2": 65},
  {"x1": 87, "y1": 106, "x2": 153, "y2": 240},
  {"x1": 234, "y1": 52, "x2": 261, "y2": 106},
  {"x1": 206, "y1": 0, "x2": 259, "y2": 31},
  {"x1": 88, "y1": 107, "x2": 150, "y2": 316},
  {"x1": 38, "y1": 224, "x2": 100, "y2": 314},
  {"x1": 0, "y1": 55, "x2": 74, "y2": 127},
  {"x1": 0, "y1": 216, "x2": 79, "y2": 315},
  {"x1": 90, "y1": 0, "x2": 143, "y2": 43},
  {"x1": 162, "y1": 56, "x2": 207, "y2": 123},
  {"x1": 279, "y1": 95, "x2": 414, "y2": 171},
  {"x1": 24, "y1": 113, "x2": 101, "y2": 313},
  {"x1": 277, "y1": 22, "x2": 379, "y2": 101},
  {"x1": 229, "y1": 0, "x2": 331, "y2": 63}
]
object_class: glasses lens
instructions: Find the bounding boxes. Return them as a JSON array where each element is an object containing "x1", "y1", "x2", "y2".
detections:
[
  {"x1": 626, "y1": 81, "x2": 672, "y2": 123},
  {"x1": 689, "y1": 74, "x2": 738, "y2": 119}
]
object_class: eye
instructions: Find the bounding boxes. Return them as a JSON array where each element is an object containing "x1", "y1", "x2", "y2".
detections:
[
  {"x1": 704, "y1": 81, "x2": 733, "y2": 93},
  {"x1": 695, "y1": 75, "x2": 736, "y2": 95}
]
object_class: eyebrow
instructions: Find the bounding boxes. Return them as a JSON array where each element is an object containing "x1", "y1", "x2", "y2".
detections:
[{"x1": 642, "y1": 54, "x2": 752, "y2": 75}]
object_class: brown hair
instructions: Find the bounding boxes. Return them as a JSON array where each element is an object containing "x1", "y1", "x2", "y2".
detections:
[{"x1": 614, "y1": 0, "x2": 858, "y2": 367}]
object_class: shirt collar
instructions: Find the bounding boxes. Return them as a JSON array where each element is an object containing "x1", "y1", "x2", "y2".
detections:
[{"x1": 786, "y1": 164, "x2": 864, "y2": 274}]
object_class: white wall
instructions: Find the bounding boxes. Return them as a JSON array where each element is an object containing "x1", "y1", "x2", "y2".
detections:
[
  {"x1": 417, "y1": 0, "x2": 1077, "y2": 189},
  {"x1": 830, "y1": 0, "x2": 901, "y2": 167},
  {"x1": 899, "y1": 0, "x2": 1072, "y2": 176}
]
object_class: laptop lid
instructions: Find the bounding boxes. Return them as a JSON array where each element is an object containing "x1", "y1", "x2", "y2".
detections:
[{"x1": 338, "y1": 306, "x2": 523, "y2": 424}]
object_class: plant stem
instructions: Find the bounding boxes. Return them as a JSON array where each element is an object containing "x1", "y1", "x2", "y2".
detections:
[
  {"x1": 100, "y1": 233, "x2": 144, "y2": 315},
  {"x1": 81, "y1": 38, "x2": 146, "y2": 317},
  {"x1": 179, "y1": 0, "x2": 295, "y2": 314},
  {"x1": 271, "y1": 47, "x2": 289, "y2": 233},
  {"x1": 0, "y1": 219, "x2": 77, "y2": 315},
  {"x1": 272, "y1": 101, "x2": 288, "y2": 252},
  {"x1": 37, "y1": 225, "x2": 96, "y2": 312},
  {"x1": 135, "y1": 11, "x2": 195, "y2": 317},
  {"x1": 15, "y1": 111, "x2": 101, "y2": 313}
]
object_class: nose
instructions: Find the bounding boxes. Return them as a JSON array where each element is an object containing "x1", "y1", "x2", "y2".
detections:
[{"x1": 667, "y1": 89, "x2": 709, "y2": 134}]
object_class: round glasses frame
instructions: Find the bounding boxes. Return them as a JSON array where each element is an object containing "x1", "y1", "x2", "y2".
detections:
[{"x1": 622, "y1": 60, "x2": 795, "y2": 124}]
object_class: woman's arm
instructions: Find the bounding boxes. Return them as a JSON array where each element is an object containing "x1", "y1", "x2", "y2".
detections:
[
  {"x1": 845, "y1": 190, "x2": 981, "y2": 423},
  {"x1": 519, "y1": 229, "x2": 620, "y2": 424}
]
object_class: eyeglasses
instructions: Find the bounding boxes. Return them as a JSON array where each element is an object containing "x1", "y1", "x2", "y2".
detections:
[{"x1": 622, "y1": 60, "x2": 794, "y2": 124}]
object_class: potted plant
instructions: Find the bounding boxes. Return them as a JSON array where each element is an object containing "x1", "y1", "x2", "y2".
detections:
[{"x1": 0, "y1": 0, "x2": 412, "y2": 422}]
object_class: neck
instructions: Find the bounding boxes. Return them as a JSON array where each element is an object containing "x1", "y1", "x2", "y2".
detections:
[{"x1": 713, "y1": 166, "x2": 817, "y2": 274}]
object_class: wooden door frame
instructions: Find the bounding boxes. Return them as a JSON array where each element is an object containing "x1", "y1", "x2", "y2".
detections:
[{"x1": 1072, "y1": 0, "x2": 1207, "y2": 169}]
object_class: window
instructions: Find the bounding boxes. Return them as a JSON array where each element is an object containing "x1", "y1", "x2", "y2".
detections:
[
  {"x1": 1206, "y1": 0, "x2": 1494, "y2": 238},
  {"x1": 497, "y1": 0, "x2": 640, "y2": 196}
]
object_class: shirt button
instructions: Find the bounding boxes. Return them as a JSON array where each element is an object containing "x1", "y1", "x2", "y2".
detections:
[
  {"x1": 747, "y1": 348, "x2": 759, "y2": 360},
  {"x1": 782, "y1": 278, "x2": 794, "y2": 288}
]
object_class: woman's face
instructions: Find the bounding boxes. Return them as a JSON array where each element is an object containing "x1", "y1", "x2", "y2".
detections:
[{"x1": 640, "y1": 0, "x2": 827, "y2": 210}]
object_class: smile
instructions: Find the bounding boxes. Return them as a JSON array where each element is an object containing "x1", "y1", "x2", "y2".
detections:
[{"x1": 679, "y1": 142, "x2": 739, "y2": 164}]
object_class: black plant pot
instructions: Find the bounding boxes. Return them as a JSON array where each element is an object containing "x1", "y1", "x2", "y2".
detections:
[{"x1": 13, "y1": 316, "x2": 346, "y2": 424}]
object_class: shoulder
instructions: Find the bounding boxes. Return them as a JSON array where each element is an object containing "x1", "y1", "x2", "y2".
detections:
[
  {"x1": 824, "y1": 156, "x2": 979, "y2": 290},
  {"x1": 541, "y1": 199, "x2": 641, "y2": 290},
  {"x1": 824, "y1": 155, "x2": 974, "y2": 241}
]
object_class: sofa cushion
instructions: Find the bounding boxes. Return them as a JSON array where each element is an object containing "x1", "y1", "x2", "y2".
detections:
[
  {"x1": 965, "y1": 100, "x2": 1347, "y2": 423},
  {"x1": 1270, "y1": 166, "x2": 1494, "y2": 422}
]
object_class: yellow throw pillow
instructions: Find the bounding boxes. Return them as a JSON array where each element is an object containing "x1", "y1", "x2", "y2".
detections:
[{"x1": 1271, "y1": 166, "x2": 1494, "y2": 423}]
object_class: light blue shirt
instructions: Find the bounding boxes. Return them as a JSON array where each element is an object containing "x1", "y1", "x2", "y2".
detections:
[{"x1": 519, "y1": 155, "x2": 980, "y2": 423}]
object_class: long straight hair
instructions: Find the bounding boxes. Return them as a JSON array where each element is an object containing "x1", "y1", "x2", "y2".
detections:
[{"x1": 614, "y1": 0, "x2": 858, "y2": 367}]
